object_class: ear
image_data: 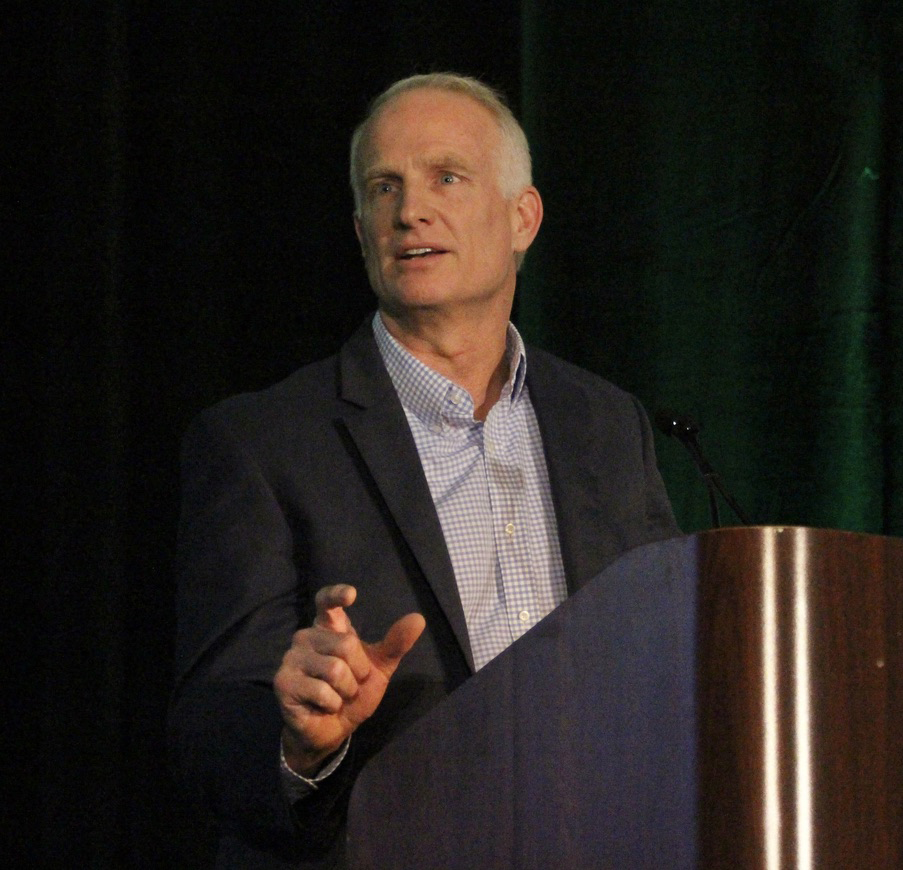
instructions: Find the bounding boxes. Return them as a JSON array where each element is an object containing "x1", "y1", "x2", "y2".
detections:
[{"x1": 510, "y1": 186, "x2": 543, "y2": 255}]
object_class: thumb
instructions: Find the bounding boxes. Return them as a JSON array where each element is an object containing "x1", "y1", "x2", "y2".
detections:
[{"x1": 368, "y1": 613, "x2": 426, "y2": 678}]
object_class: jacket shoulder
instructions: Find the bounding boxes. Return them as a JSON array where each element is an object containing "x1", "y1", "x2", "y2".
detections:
[
  {"x1": 192, "y1": 353, "x2": 341, "y2": 443},
  {"x1": 526, "y1": 345, "x2": 639, "y2": 411}
]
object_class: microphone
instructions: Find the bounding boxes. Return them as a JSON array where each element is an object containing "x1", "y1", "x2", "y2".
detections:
[{"x1": 654, "y1": 409, "x2": 751, "y2": 528}]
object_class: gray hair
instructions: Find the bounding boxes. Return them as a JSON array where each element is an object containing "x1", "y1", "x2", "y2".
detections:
[{"x1": 349, "y1": 73, "x2": 533, "y2": 214}]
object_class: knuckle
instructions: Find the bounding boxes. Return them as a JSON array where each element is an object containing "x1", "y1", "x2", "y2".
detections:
[
  {"x1": 331, "y1": 632, "x2": 359, "y2": 658},
  {"x1": 291, "y1": 626, "x2": 314, "y2": 646},
  {"x1": 311, "y1": 680, "x2": 338, "y2": 712},
  {"x1": 280, "y1": 644, "x2": 297, "y2": 668},
  {"x1": 274, "y1": 660, "x2": 304, "y2": 695},
  {"x1": 321, "y1": 656, "x2": 348, "y2": 687}
]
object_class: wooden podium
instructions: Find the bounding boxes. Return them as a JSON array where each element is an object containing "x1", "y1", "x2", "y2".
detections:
[{"x1": 346, "y1": 527, "x2": 903, "y2": 869}]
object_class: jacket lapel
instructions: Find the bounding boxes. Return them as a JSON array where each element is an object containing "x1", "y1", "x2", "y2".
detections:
[{"x1": 335, "y1": 322, "x2": 475, "y2": 672}]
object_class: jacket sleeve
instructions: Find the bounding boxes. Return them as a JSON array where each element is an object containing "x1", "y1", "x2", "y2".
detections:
[{"x1": 167, "y1": 407, "x2": 355, "y2": 865}]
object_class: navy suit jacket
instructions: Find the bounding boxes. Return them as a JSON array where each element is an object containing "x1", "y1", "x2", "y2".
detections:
[{"x1": 169, "y1": 318, "x2": 679, "y2": 868}]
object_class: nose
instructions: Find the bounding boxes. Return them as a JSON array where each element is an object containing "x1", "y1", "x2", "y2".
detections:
[{"x1": 395, "y1": 183, "x2": 433, "y2": 228}]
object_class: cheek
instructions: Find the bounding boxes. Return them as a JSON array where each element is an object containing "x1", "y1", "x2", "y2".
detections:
[
  {"x1": 359, "y1": 228, "x2": 389, "y2": 265},
  {"x1": 476, "y1": 207, "x2": 514, "y2": 253},
  {"x1": 358, "y1": 208, "x2": 390, "y2": 243}
]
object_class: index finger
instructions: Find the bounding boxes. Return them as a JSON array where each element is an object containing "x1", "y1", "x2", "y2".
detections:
[{"x1": 313, "y1": 584, "x2": 357, "y2": 633}]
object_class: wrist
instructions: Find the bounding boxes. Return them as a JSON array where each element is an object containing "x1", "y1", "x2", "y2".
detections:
[{"x1": 280, "y1": 726, "x2": 342, "y2": 777}]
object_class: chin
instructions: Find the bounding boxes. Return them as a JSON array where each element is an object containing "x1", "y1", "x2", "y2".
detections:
[{"x1": 378, "y1": 281, "x2": 457, "y2": 309}]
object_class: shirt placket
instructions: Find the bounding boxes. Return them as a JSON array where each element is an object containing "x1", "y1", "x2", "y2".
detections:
[{"x1": 484, "y1": 405, "x2": 536, "y2": 644}]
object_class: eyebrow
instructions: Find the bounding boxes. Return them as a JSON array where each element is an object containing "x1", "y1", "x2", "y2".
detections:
[
  {"x1": 425, "y1": 154, "x2": 471, "y2": 173},
  {"x1": 363, "y1": 167, "x2": 400, "y2": 184},
  {"x1": 363, "y1": 153, "x2": 474, "y2": 184}
]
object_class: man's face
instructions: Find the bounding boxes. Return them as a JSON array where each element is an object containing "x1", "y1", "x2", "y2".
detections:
[{"x1": 354, "y1": 89, "x2": 538, "y2": 319}]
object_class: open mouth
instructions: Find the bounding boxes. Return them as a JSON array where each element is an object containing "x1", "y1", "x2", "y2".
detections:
[{"x1": 398, "y1": 247, "x2": 446, "y2": 260}]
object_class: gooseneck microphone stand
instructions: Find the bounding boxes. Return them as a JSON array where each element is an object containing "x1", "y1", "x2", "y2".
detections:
[{"x1": 655, "y1": 409, "x2": 751, "y2": 528}]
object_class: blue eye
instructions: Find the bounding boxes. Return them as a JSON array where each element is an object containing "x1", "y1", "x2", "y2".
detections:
[
  {"x1": 440, "y1": 173, "x2": 458, "y2": 184},
  {"x1": 366, "y1": 182, "x2": 395, "y2": 201}
]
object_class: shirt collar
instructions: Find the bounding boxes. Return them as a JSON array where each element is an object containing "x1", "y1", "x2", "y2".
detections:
[{"x1": 372, "y1": 312, "x2": 528, "y2": 428}]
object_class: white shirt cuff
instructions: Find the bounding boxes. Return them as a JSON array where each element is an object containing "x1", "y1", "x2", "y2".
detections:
[{"x1": 279, "y1": 738, "x2": 350, "y2": 802}]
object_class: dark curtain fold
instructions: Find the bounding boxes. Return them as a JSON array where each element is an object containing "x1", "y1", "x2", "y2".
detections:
[
  {"x1": 16, "y1": 1, "x2": 900, "y2": 865},
  {"x1": 520, "y1": 0, "x2": 903, "y2": 535}
]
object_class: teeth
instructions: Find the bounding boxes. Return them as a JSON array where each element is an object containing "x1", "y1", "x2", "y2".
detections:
[{"x1": 404, "y1": 248, "x2": 435, "y2": 257}]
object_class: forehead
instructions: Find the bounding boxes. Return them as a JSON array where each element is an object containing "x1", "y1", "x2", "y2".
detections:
[{"x1": 362, "y1": 89, "x2": 501, "y2": 166}]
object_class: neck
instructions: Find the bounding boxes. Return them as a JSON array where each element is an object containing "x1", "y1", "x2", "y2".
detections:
[{"x1": 378, "y1": 302, "x2": 512, "y2": 421}]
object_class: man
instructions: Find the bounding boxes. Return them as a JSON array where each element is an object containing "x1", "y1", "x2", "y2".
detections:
[{"x1": 170, "y1": 73, "x2": 679, "y2": 869}]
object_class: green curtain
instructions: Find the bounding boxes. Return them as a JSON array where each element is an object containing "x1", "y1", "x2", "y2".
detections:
[{"x1": 519, "y1": 0, "x2": 902, "y2": 535}]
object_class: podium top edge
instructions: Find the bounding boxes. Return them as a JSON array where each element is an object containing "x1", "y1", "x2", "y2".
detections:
[{"x1": 690, "y1": 525, "x2": 902, "y2": 544}]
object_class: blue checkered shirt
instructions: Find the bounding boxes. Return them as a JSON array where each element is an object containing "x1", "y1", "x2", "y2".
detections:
[{"x1": 373, "y1": 313, "x2": 567, "y2": 670}]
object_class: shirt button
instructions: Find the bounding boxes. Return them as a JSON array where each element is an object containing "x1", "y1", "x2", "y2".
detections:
[
  {"x1": 518, "y1": 610, "x2": 530, "y2": 623},
  {"x1": 450, "y1": 391, "x2": 463, "y2": 405},
  {"x1": 504, "y1": 522, "x2": 515, "y2": 535}
]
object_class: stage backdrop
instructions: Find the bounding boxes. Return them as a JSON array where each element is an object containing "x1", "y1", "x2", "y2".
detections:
[
  {"x1": 519, "y1": 0, "x2": 902, "y2": 536},
  {"x1": 12, "y1": 1, "x2": 901, "y2": 866}
]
